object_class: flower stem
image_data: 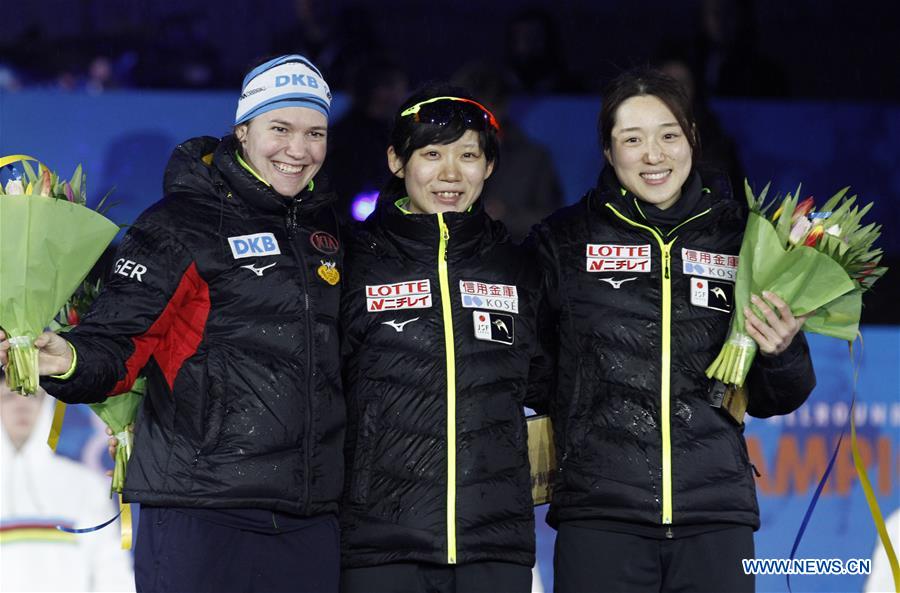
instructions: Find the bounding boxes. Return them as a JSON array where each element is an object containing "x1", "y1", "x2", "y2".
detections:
[
  {"x1": 7, "y1": 335, "x2": 39, "y2": 395},
  {"x1": 706, "y1": 332, "x2": 758, "y2": 387}
]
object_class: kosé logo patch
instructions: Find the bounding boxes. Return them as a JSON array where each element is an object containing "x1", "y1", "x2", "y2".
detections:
[
  {"x1": 682, "y1": 248, "x2": 738, "y2": 281},
  {"x1": 228, "y1": 233, "x2": 281, "y2": 259},
  {"x1": 459, "y1": 281, "x2": 518, "y2": 313},
  {"x1": 690, "y1": 277, "x2": 733, "y2": 313},
  {"x1": 586, "y1": 244, "x2": 651, "y2": 273},
  {"x1": 472, "y1": 311, "x2": 514, "y2": 345},
  {"x1": 366, "y1": 280, "x2": 432, "y2": 312}
]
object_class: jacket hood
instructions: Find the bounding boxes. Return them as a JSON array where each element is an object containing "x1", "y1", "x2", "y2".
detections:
[
  {"x1": 0, "y1": 393, "x2": 57, "y2": 463},
  {"x1": 162, "y1": 136, "x2": 222, "y2": 198}
]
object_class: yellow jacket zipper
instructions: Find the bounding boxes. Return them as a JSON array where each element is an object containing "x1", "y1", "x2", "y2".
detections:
[
  {"x1": 436, "y1": 213, "x2": 457, "y2": 563},
  {"x1": 605, "y1": 204, "x2": 677, "y2": 524}
]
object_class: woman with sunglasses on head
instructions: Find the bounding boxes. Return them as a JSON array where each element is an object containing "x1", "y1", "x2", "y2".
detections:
[
  {"x1": 338, "y1": 84, "x2": 552, "y2": 593},
  {"x1": 532, "y1": 68, "x2": 816, "y2": 592}
]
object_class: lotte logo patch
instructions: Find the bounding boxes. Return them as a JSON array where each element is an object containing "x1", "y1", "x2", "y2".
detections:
[
  {"x1": 586, "y1": 244, "x2": 651, "y2": 273},
  {"x1": 366, "y1": 280, "x2": 432, "y2": 312}
]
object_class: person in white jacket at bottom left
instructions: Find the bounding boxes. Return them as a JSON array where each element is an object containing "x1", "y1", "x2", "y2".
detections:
[{"x1": 0, "y1": 372, "x2": 135, "y2": 593}]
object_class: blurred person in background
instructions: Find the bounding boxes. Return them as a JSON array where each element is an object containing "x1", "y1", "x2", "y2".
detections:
[
  {"x1": 453, "y1": 60, "x2": 564, "y2": 241},
  {"x1": 270, "y1": 0, "x2": 384, "y2": 94},
  {"x1": 1, "y1": 373, "x2": 135, "y2": 593},
  {"x1": 654, "y1": 44, "x2": 746, "y2": 196},
  {"x1": 131, "y1": 12, "x2": 224, "y2": 89},
  {"x1": 323, "y1": 51, "x2": 409, "y2": 222},
  {"x1": 504, "y1": 7, "x2": 584, "y2": 94},
  {"x1": 694, "y1": 0, "x2": 789, "y2": 98}
]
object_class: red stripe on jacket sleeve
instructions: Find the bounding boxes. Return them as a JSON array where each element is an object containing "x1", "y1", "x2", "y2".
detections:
[{"x1": 109, "y1": 262, "x2": 210, "y2": 395}]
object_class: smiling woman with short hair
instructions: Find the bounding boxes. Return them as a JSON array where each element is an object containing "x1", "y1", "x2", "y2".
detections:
[{"x1": 338, "y1": 84, "x2": 552, "y2": 593}]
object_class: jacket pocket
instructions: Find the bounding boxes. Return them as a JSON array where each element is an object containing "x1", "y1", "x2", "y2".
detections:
[
  {"x1": 724, "y1": 422, "x2": 752, "y2": 474},
  {"x1": 348, "y1": 393, "x2": 382, "y2": 505},
  {"x1": 559, "y1": 356, "x2": 586, "y2": 469},
  {"x1": 194, "y1": 351, "x2": 228, "y2": 462}
]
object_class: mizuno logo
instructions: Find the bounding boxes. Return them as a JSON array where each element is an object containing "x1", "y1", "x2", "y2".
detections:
[
  {"x1": 381, "y1": 317, "x2": 420, "y2": 332},
  {"x1": 598, "y1": 276, "x2": 637, "y2": 289},
  {"x1": 240, "y1": 262, "x2": 277, "y2": 277},
  {"x1": 711, "y1": 287, "x2": 727, "y2": 302}
]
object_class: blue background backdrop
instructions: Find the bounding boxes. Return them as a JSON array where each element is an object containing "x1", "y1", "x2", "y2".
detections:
[{"x1": 2, "y1": 90, "x2": 898, "y2": 592}]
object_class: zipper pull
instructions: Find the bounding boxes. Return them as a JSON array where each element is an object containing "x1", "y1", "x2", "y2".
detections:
[
  {"x1": 665, "y1": 527, "x2": 674, "y2": 539},
  {"x1": 440, "y1": 222, "x2": 450, "y2": 260},
  {"x1": 663, "y1": 249, "x2": 671, "y2": 279},
  {"x1": 285, "y1": 203, "x2": 295, "y2": 237}
]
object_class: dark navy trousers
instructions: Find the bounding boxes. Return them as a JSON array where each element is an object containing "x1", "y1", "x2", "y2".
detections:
[
  {"x1": 553, "y1": 522, "x2": 755, "y2": 593},
  {"x1": 340, "y1": 561, "x2": 533, "y2": 593},
  {"x1": 135, "y1": 506, "x2": 340, "y2": 593}
]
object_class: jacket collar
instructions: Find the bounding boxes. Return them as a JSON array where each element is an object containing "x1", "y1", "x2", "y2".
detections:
[
  {"x1": 591, "y1": 167, "x2": 728, "y2": 235},
  {"x1": 368, "y1": 194, "x2": 505, "y2": 262}
]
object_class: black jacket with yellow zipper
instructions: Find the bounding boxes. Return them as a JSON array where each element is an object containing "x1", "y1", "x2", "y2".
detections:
[
  {"x1": 339, "y1": 196, "x2": 552, "y2": 568},
  {"x1": 533, "y1": 168, "x2": 816, "y2": 532}
]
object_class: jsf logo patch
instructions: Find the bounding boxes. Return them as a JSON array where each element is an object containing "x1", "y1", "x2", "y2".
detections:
[
  {"x1": 275, "y1": 74, "x2": 320, "y2": 89},
  {"x1": 586, "y1": 244, "x2": 651, "y2": 273},
  {"x1": 690, "y1": 277, "x2": 733, "y2": 313},
  {"x1": 228, "y1": 233, "x2": 281, "y2": 259},
  {"x1": 472, "y1": 311, "x2": 514, "y2": 345},
  {"x1": 366, "y1": 280, "x2": 432, "y2": 312}
]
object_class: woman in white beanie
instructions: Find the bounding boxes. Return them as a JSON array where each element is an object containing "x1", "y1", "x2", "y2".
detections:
[{"x1": 1, "y1": 55, "x2": 345, "y2": 593}]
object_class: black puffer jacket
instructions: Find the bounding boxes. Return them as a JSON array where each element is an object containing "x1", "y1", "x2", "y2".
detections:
[
  {"x1": 43, "y1": 135, "x2": 345, "y2": 516},
  {"x1": 533, "y1": 170, "x2": 815, "y2": 531},
  {"x1": 339, "y1": 198, "x2": 551, "y2": 568}
]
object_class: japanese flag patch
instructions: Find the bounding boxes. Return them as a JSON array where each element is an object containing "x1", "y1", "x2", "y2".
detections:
[{"x1": 472, "y1": 311, "x2": 514, "y2": 345}]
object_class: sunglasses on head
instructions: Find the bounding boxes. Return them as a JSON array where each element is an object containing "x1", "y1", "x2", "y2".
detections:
[{"x1": 400, "y1": 96, "x2": 501, "y2": 133}]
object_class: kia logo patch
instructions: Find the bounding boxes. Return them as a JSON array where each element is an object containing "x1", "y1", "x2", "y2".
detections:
[{"x1": 310, "y1": 231, "x2": 340, "y2": 254}]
